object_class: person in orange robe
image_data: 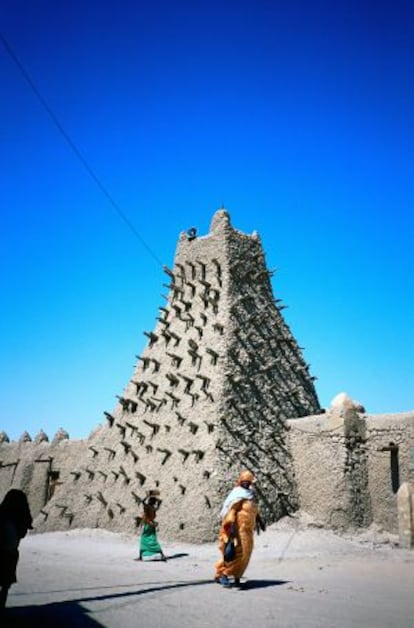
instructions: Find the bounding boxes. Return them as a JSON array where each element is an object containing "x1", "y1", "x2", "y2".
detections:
[{"x1": 214, "y1": 470, "x2": 265, "y2": 588}]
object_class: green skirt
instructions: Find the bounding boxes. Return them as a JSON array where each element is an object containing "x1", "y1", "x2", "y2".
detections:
[{"x1": 140, "y1": 523, "x2": 162, "y2": 556}]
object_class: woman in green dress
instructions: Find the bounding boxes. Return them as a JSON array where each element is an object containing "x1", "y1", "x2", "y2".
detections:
[{"x1": 138, "y1": 494, "x2": 167, "y2": 561}]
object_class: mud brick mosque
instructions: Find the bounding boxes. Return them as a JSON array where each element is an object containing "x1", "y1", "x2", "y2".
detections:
[{"x1": 1, "y1": 210, "x2": 413, "y2": 542}]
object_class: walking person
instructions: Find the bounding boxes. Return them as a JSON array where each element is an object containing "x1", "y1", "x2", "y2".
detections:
[
  {"x1": 137, "y1": 491, "x2": 167, "y2": 562},
  {"x1": 0, "y1": 489, "x2": 33, "y2": 610},
  {"x1": 214, "y1": 470, "x2": 265, "y2": 588}
]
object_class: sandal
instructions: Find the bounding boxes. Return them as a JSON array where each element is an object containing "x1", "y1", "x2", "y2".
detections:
[{"x1": 219, "y1": 575, "x2": 231, "y2": 588}]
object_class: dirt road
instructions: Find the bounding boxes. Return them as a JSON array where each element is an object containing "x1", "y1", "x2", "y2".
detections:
[{"x1": 4, "y1": 519, "x2": 414, "y2": 627}]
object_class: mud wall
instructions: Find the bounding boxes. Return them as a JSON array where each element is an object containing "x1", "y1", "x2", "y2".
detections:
[
  {"x1": 288, "y1": 406, "x2": 414, "y2": 533},
  {"x1": 1, "y1": 211, "x2": 412, "y2": 540}
]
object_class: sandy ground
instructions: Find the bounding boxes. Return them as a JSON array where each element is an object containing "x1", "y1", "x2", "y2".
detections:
[{"x1": 3, "y1": 515, "x2": 414, "y2": 628}]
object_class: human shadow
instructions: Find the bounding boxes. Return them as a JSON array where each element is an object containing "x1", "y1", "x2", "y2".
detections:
[
  {"x1": 6, "y1": 578, "x2": 213, "y2": 625},
  {"x1": 74, "y1": 578, "x2": 211, "y2": 602},
  {"x1": 238, "y1": 579, "x2": 289, "y2": 590},
  {"x1": 165, "y1": 552, "x2": 189, "y2": 560},
  {"x1": 11, "y1": 578, "x2": 191, "y2": 597},
  {"x1": 4, "y1": 601, "x2": 104, "y2": 628},
  {"x1": 134, "y1": 552, "x2": 190, "y2": 563}
]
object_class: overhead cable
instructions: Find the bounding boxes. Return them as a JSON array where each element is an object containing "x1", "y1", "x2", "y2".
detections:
[{"x1": 0, "y1": 32, "x2": 163, "y2": 267}]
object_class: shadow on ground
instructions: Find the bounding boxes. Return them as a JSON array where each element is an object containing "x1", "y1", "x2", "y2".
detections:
[
  {"x1": 3, "y1": 602, "x2": 103, "y2": 628},
  {"x1": 240, "y1": 579, "x2": 289, "y2": 590},
  {"x1": 5, "y1": 579, "x2": 212, "y2": 626},
  {"x1": 138, "y1": 552, "x2": 190, "y2": 562},
  {"x1": 5, "y1": 578, "x2": 288, "y2": 624}
]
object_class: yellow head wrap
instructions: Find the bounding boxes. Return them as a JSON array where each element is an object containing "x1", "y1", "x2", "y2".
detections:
[{"x1": 237, "y1": 470, "x2": 255, "y2": 485}]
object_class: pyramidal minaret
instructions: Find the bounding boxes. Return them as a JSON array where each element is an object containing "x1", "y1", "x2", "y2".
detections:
[{"x1": 36, "y1": 210, "x2": 321, "y2": 542}]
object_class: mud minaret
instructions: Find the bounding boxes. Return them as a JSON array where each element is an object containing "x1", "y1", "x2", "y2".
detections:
[{"x1": 36, "y1": 210, "x2": 320, "y2": 541}]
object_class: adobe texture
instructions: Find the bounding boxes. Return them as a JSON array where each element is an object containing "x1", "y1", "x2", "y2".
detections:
[
  {"x1": 3, "y1": 210, "x2": 411, "y2": 541},
  {"x1": 0, "y1": 210, "x2": 320, "y2": 542}
]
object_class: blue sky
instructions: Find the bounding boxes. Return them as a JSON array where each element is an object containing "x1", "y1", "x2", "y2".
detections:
[{"x1": 1, "y1": 0, "x2": 413, "y2": 442}]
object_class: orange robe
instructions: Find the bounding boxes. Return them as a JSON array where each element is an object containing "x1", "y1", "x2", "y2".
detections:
[{"x1": 215, "y1": 498, "x2": 258, "y2": 580}]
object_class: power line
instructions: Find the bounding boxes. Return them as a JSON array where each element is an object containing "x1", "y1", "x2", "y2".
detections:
[{"x1": 0, "y1": 32, "x2": 163, "y2": 267}]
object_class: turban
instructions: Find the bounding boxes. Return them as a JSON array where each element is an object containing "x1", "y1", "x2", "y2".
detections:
[{"x1": 237, "y1": 470, "x2": 255, "y2": 485}]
